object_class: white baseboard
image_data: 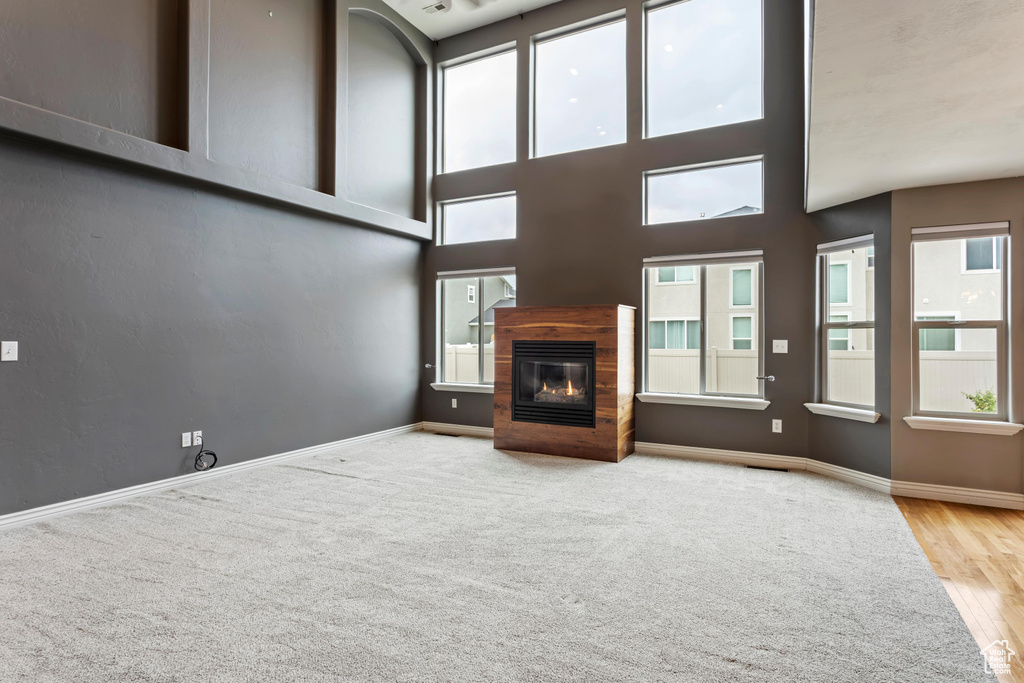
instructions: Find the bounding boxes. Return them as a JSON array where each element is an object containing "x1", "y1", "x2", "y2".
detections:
[
  {"x1": 422, "y1": 421, "x2": 495, "y2": 439},
  {"x1": 806, "y1": 460, "x2": 892, "y2": 495},
  {"x1": 635, "y1": 441, "x2": 1020, "y2": 508},
  {"x1": 891, "y1": 480, "x2": 1024, "y2": 510},
  {"x1": 634, "y1": 441, "x2": 803, "y2": 472},
  {"x1": 0, "y1": 423, "x2": 421, "y2": 532}
]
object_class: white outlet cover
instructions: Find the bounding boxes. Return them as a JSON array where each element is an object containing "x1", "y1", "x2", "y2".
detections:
[
  {"x1": 181, "y1": 432, "x2": 192, "y2": 448},
  {"x1": 193, "y1": 431, "x2": 203, "y2": 445},
  {"x1": 1, "y1": 341, "x2": 18, "y2": 361},
  {"x1": 772, "y1": 419, "x2": 783, "y2": 433},
  {"x1": 451, "y1": 398, "x2": 458, "y2": 408},
  {"x1": 772, "y1": 340, "x2": 788, "y2": 354}
]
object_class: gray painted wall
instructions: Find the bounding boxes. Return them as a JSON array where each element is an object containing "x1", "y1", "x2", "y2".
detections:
[
  {"x1": 423, "y1": 0, "x2": 817, "y2": 459},
  {"x1": 807, "y1": 193, "x2": 892, "y2": 478},
  {"x1": 347, "y1": 12, "x2": 418, "y2": 218},
  {"x1": 0, "y1": 0, "x2": 182, "y2": 147},
  {"x1": 892, "y1": 178, "x2": 1024, "y2": 494},
  {"x1": 0, "y1": 136, "x2": 422, "y2": 515},
  {"x1": 210, "y1": 0, "x2": 325, "y2": 191}
]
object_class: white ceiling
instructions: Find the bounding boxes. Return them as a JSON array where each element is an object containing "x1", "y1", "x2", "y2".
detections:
[
  {"x1": 382, "y1": 0, "x2": 566, "y2": 40},
  {"x1": 807, "y1": 0, "x2": 1024, "y2": 211}
]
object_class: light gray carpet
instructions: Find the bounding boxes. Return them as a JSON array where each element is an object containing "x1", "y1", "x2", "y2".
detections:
[{"x1": 0, "y1": 432, "x2": 992, "y2": 682}]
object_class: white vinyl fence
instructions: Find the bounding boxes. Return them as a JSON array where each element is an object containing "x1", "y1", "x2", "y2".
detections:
[{"x1": 444, "y1": 344, "x2": 495, "y2": 383}]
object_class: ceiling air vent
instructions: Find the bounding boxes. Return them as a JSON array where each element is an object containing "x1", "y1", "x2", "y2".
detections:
[{"x1": 423, "y1": 0, "x2": 451, "y2": 14}]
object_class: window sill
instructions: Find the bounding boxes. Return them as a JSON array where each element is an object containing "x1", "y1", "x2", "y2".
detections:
[
  {"x1": 636, "y1": 393, "x2": 770, "y2": 411},
  {"x1": 430, "y1": 383, "x2": 494, "y2": 394},
  {"x1": 903, "y1": 416, "x2": 1024, "y2": 436},
  {"x1": 805, "y1": 403, "x2": 880, "y2": 423}
]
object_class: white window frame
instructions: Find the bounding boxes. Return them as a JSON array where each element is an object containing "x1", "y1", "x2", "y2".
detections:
[
  {"x1": 642, "y1": 0, "x2": 765, "y2": 140},
  {"x1": 817, "y1": 236, "x2": 875, "y2": 410},
  {"x1": 914, "y1": 312, "x2": 961, "y2": 352},
  {"x1": 827, "y1": 313, "x2": 850, "y2": 351},
  {"x1": 827, "y1": 260, "x2": 852, "y2": 306},
  {"x1": 435, "y1": 268, "x2": 516, "y2": 389},
  {"x1": 439, "y1": 46, "x2": 517, "y2": 175},
  {"x1": 867, "y1": 246, "x2": 875, "y2": 270},
  {"x1": 642, "y1": 251, "x2": 766, "y2": 400},
  {"x1": 643, "y1": 156, "x2": 764, "y2": 226},
  {"x1": 531, "y1": 12, "x2": 628, "y2": 160},
  {"x1": 729, "y1": 265, "x2": 755, "y2": 308},
  {"x1": 649, "y1": 317, "x2": 701, "y2": 350},
  {"x1": 437, "y1": 192, "x2": 518, "y2": 246},
  {"x1": 655, "y1": 265, "x2": 697, "y2": 285},
  {"x1": 911, "y1": 223, "x2": 1009, "y2": 421},
  {"x1": 729, "y1": 314, "x2": 754, "y2": 350},
  {"x1": 960, "y1": 236, "x2": 1001, "y2": 274}
]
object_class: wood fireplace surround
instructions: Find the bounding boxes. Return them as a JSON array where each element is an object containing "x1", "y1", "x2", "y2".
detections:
[{"x1": 493, "y1": 305, "x2": 635, "y2": 463}]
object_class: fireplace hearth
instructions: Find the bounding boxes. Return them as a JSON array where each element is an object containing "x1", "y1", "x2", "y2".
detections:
[{"x1": 513, "y1": 341, "x2": 596, "y2": 428}]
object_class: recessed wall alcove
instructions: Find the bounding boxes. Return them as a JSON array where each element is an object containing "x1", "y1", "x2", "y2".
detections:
[{"x1": 346, "y1": 9, "x2": 427, "y2": 221}]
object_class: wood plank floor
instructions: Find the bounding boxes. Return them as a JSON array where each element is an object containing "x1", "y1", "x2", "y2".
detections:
[{"x1": 896, "y1": 496, "x2": 1024, "y2": 683}]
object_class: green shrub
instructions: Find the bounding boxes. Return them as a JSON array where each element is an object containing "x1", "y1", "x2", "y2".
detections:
[{"x1": 962, "y1": 389, "x2": 997, "y2": 413}]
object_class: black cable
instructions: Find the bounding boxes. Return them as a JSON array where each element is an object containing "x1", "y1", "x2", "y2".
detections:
[{"x1": 193, "y1": 440, "x2": 218, "y2": 471}]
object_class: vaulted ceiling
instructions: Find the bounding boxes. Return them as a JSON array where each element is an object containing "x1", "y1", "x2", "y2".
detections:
[{"x1": 807, "y1": 0, "x2": 1024, "y2": 211}]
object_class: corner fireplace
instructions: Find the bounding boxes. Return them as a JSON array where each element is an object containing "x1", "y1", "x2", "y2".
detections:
[{"x1": 512, "y1": 341, "x2": 596, "y2": 428}]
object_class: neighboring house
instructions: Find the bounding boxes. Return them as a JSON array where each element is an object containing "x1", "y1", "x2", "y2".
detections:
[{"x1": 443, "y1": 275, "x2": 516, "y2": 345}]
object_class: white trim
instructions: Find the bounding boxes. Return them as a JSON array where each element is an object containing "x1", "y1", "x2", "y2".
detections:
[
  {"x1": 805, "y1": 460, "x2": 891, "y2": 494},
  {"x1": 430, "y1": 382, "x2": 495, "y2": 394},
  {"x1": 960, "y1": 235, "x2": 1001, "y2": 274},
  {"x1": 643, "y1": 250, "x2": 764, "y2": 268},
  {"x1": 817, "y1": 234, "x2": 873, "y2": 254},
  {"x1": 827, "y1": 259, "x2": 851, "y2": 305},
  {"x1": 729, "y1": 265, "x2": 755, "y2": 309},
  {"x1": 635, "y1": 441, "x2": 1020, "y2": 508},
  {"x1": 729, "y1": 313, "x2": 755, "y2": 350},
  {"x1": 805, "y1": 402, "x2": 880, "y2": 423},
  {"x1": 0, "y1": 423, "x2": 422, "y2": 532},
  {"x1": 636, "y1": 392, "x2": 770, "y2": 410},
  {"x1": 422, "y1": 421, "x2": 495, "y2": 438},
  {"x1": 635, "y1": 441, "x2": 801, "y2": 470},
  {"x1": 890, "y1": 480, "x2": 1024, "y2": 510},
  {"x1": 912, "y1": 221, "x2": 1009, "y2": 238},
  {"x1": 437, "y1": 267, "x2": 516, "y2": 280},
  {"x1": 902, "y1": 416, "x2": 1023, "y2": 436}
]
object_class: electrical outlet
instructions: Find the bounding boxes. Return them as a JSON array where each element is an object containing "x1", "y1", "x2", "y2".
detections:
[
  {"x1": 451, "y1": 398, "x2": 458, "y2": 408},
  {"x1": 181, "y1": 432, "x2": 192, "y2": 448},
  {"x1": 193, "y1": 431, "x2": 203, "y2": 445},
  {"x1": 772, "y1": 340, "x2": 788, "y2": 354},
  {"x1": 772, "y1": 419, "x2": 782, "y2": 434}
]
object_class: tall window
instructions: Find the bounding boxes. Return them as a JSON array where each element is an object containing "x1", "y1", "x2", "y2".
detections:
[
  {"x1": 534, "y1": 18, "x2": 627, "y2": 158},
  {"x1": 440, "y1": 194, "x2": 517, "y2": 245},
  {"x1": 438, "y1": 270, "x2": 517, "y2": 385},
  {"x1": 442, "y1": 50, "x2": 517, "y2": 173},
  {"x1": 646, "y1": 0, "x2": 762, "y2": 138},
  {"x1": 645, "y1": 158, "x2": 763, "y2": 225},
  {"x1": 644, "y1": 252, "x2": 764, "y2": 397},
  {"x1": 912, "y1": 223, "x2": 1008, "y2": 419},
  {"x1": 818, "y1": 238, "x2": 875, "y2": 409}
]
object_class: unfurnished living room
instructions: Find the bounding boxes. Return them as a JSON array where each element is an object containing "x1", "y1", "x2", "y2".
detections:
[{"x1": 1, "y1": 0, "x2": 1023, "y2": 680}]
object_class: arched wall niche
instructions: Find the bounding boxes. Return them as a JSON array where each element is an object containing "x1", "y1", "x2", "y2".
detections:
[{"x1": 345, "y1": 7, "x2": 429, "y2": 221}]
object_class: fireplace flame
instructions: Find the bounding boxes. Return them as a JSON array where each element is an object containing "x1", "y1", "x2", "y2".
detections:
[{"x1": 567, "y1": 379, "x2": 574, "y2": 396}]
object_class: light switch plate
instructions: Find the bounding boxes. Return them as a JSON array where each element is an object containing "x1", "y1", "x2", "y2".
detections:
[
  {"x1": 772, "y1": 340, "x2": 788, "y2": 354},
  {"x1": 1, "y1": 341, "x2": 18, "y2": 361}
]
